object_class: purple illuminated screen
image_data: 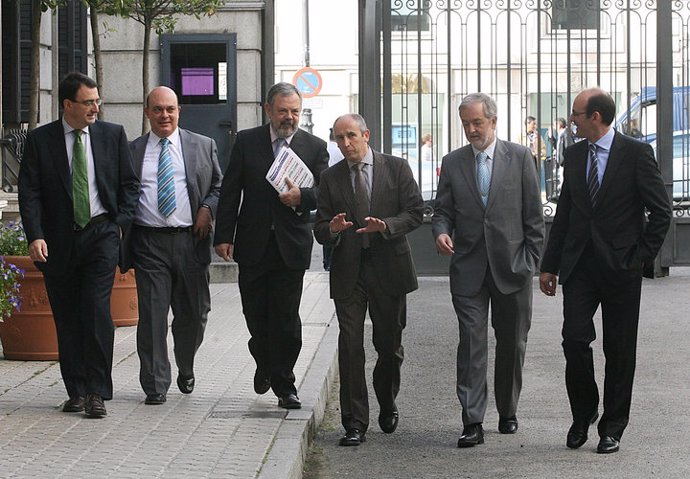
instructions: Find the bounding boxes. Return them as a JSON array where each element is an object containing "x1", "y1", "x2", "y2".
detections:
[{"x1": 181, "y1": 68, "x2": 215, "y2": 96}]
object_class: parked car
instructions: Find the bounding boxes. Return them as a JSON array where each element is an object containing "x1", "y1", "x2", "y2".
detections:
[{"x1": 650, "y1": 130, "x2": 690, "y2": 201}]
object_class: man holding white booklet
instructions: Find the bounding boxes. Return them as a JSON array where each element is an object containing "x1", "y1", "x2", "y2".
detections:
[{"x1": 214, "y1": 82, "x2": 328, "y2": 409}]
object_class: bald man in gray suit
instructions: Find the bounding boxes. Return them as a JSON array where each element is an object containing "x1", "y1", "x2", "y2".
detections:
[{"x1": 432, "y1": 93, "x2": 544, "y2": 447}]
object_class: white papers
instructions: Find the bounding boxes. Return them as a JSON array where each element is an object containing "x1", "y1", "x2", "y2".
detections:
[{"x1": 265, "y1": 146, "x2": 314, "y2": 194}]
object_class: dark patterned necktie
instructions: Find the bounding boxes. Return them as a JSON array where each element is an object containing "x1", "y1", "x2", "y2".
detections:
[
  {"x1": 352, "y1": 162, "x2": 370, "y2": 248},
  {"x1": 587, "y1": 143, "x2": 600, "y2": 206}
]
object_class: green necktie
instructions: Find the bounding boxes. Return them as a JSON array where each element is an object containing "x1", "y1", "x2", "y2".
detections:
[{"x1": 72, "y1": 129, "x2": 91, "y2": 228}]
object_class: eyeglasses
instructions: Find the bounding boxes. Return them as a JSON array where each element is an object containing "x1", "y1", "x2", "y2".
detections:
[
  {"x1": 571, "y1": 110, "x2": 587, "y2": 117},
  {"x1": 72, "y1": 98, "x2": 102, "y2": 107}
]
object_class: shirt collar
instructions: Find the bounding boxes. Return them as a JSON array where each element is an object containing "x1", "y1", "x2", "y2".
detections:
[
  {"x1": 346, "y1": 146, "x2": 373, "y2": 169},
  {"x1": 148, "y1": 128, "x2": 181, "y2": 149},
  {"x1": 472, "y1": 138, "x2": 497, "y2": 160},
  {"x1": 62, "y1": 117, "x2": 90, "y2": 136},
  {"x1": 591, "y1": 127, "x2": 615, "y2": 152},
  {"x1": 270, "y1": 126, "x2": 297, "y2": 147}
]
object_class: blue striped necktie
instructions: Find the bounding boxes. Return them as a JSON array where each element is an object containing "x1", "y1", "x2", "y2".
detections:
[
  {"x1": 158, "y1": 137, "x2": 176, "y2": 217},
  {"x1": 476, "y1": 151, "x2": 490, "y2": 206}
]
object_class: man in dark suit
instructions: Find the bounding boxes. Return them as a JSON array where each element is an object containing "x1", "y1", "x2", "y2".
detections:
[
  {"x1": 432, "y1": 93, "x2": 544, "y2": 447},
  {"x1": 214, "y1": 82, "x2": 329, "y2": 409},
  {"x1": 18, "y1": 72, "x2": 139, "y2": 417},
  {"x1": 314, "y1": 114, "x2": 423, "y2": 447},
  {"x1": 540, "y1": 88, "x2": 671, "y2": 454},
  {"x1": 126, "y1": 86, "x2": 222, "y2": 405}
]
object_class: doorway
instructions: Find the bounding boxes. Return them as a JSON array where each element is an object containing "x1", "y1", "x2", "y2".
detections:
[{"x1": 160, "y1": 33, "x2": 237, "y2": 172}]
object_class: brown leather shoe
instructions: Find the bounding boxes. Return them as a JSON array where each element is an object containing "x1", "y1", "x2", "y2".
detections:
[
  {"x1": 62, "y1": 396, "x2": 85, "y2": 413},
  {"x1": 84, "y1": 393, "x2": 107, "y2": 418}
]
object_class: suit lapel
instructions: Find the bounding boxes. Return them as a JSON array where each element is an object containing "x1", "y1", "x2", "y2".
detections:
[
  {"x1": 179, "y1": 129, "x2": 200, "y2": 206},
  {"x1": 370, "y1": 152, "x2": 386, "y2": 216},
  {"x1": 129, "y1": 133, "x2": 149, "y2": 178},
  {"x1": 486, "y1": 140, "x2": 509, "y2": 210},
  {"x1": 596, "y1": 131, "x2": 623, "y2": 204},
  {"x1": 568, "y1": 140, "x2": 593, "y2": 210},
  {"x1": 334, "y1": 160, "x2": 359, "y2": 224},
  {"x1": 49, "y1": 120, "x2": 72, "y2": 198},
  {"x1": 457, "y1": 146, "x2": 484, "y2": 208}
]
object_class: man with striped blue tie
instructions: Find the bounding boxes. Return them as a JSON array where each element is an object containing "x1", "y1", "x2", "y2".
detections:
[
  {"x1": 540, "y1": 88, "x2": 671, "y2": 454},
  {"x1": 126, "y1": 86, "x2": 223, "y2": 406}
]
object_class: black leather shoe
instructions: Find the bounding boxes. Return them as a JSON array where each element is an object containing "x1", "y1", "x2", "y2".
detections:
[
  {"x1": 379, "y1": 408, "x2": 399, "y2": 434},
  {"x1": 278, "y1": 393, "x2": 302, "y2": 409},
  {"x1": 457, "y1": 424, "x2": 484, "y2": 448},
  {"x1": 254, "y1": 369, "x2": 271, "y2": 395},
  {"x1": 145, "y1": 393, "x2": 167, "y2": 405},
  {"x1": 84, "y1": 393, "x2": 107, "y2": 418},
  {"x1": 339, "y1": 428, "x2": 366, "y2": 446},
  {"x1": 498, "y1": 415, "x2": 518, "y2": 434},
  {"x1": 566, "y1": 412, "x2": 599, "y2": 449},
  {"x1": 62, "y1": 396, "x2": 85, "y2": 413},
  {"x1": 177, "y1": 374, "x2": 195, "y2": 394},
  {"x1": 597, "y1": 435, "x2": 620, "y2": 454}
]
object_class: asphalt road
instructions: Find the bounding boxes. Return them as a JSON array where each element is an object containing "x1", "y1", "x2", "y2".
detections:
[{"x1": 304, "y1": 272, "x2": 690, "y2": 479}]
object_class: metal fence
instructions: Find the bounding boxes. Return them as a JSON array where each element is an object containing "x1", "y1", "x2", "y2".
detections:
[
  {"x1": 0, "y1": 128, "x2": 27, "y2": 193},
  {"x1": 359, "y1": 0, "x2": 690, "y2": 266}
]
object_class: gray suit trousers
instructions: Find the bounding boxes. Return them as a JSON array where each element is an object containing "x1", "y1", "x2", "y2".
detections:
[
  {"x1": 451, "y1": 267, "x2": 532, "y2": 425},
  {"x1": 133, "y1": 227, "x2": 211, "y2": 395}
]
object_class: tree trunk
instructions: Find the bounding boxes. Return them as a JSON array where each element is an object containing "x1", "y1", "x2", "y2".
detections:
[
  {"x1": 90, "y1": 7, "x2": 105, "y2": 120},
  {"x1": 141, "y1": 19, "x2": 152, "y2": 135},
  {"x1": 28, "y1": 0, "x2": 42, "y2": 130}
]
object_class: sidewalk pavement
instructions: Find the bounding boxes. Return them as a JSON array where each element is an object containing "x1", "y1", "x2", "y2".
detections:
[{"x1": 0, "y1": 271, "x2": 338, "y2": 479}]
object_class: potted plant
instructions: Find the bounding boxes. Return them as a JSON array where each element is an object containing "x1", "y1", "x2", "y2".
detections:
[
  {"x1": 0, "y1": 221, "x2": 139, "y2": 361},
  {"x1": 0, "y1": 220, "x2": 58, "y2": 360}
]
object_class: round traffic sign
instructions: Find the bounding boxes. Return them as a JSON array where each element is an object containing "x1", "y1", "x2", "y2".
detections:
[{"x1": 292, "y1": 67, "x2": 323, "y2": 98}]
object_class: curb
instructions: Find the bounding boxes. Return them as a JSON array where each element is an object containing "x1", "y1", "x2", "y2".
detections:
[{"x1": 258, "y1": 313, "x2": 339, "y2": 479}]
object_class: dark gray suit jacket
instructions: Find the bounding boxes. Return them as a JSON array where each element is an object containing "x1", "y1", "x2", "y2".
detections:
[
  {"x1": 541, "y1": 130, "x2": 671, "y2": 284},
  {"x1": 314, "y1": 150, "x2": 424, "y2": 300},
  {"x1": 432, "y1": 139, "x2": 544, "y2": 296},
  {"x1": 124, "y1": 128, "x2": 222, "y2": 269},
  {"x1": 18, "y1": 119, "x2": 140, "y2": 273}
]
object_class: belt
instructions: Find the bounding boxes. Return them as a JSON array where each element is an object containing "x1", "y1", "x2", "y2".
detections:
[
  {"x1": 74, "y1": 213, "x2": 109, "y2": 232},
  {"x1": 134, "y1": 224, "x2": 192, "y2": 234}
]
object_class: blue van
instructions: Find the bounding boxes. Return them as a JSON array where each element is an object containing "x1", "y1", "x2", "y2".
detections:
[{"x1": 615, "y1": 86, "x2": 690, "y2": 144}]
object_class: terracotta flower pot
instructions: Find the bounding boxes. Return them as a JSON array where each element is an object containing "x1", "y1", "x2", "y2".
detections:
[
  {"x1": 0, "y1": 257, "x2": 139, "y2": 361},
  {"x1": 0, "y1": 256, "x2": 58, "y2": 360}
]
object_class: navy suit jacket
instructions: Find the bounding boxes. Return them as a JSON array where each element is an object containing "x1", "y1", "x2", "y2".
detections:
[
  {"x1": 541, "y1": 130, "x2": 671, "y2": 284},
  {"x1": 18, "y1": 119, "x2": 139, "y2": 273}
]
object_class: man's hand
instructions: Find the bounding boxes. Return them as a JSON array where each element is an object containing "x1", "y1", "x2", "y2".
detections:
[
  {"x1": 193, "y1": 206, "x2": 213, "y2": 239},
  {"x1": 539, "y1": 272, "x2": 558, "y2": 296},
  {"x1": 435, "y1": 233, "x2": 455, "y2": 256},
  {"x1": 279, "y1": 177, "x2": 301, "y2": 207},
  {"x1": 329, "y1": 213, "x2": 353, "y2": 234},
  {"x1": 214, "y1": 243, "x2": 234, "y2": 261},
  {"x1": 29, "y1": 239, "x2": 48, "y2": 263},
  {"x1": 355, "y1": 216, "x2": 387, "y2": 234}
]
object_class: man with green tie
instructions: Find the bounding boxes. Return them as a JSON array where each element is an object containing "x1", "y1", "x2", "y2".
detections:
[{"x1": 18, "y1": 72, "x2": 140, "y2": 418}]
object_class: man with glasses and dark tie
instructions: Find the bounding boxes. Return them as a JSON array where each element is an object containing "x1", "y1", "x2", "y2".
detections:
[
  {"x1": 432, "y1": 92, "x2": 544, "y2": 448},
  {"x1": 540, "y1": 88, "x2": 671, "y2": 454},
  {"x1": 126, "y1": 86, "x2": 222, "y2": 406},
  {"x1": 18, "y1": 71, "x2": 140, "y2": 418},
  {"x1": 214, "y1": 82, "x2": 328, "y2": 410}
]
